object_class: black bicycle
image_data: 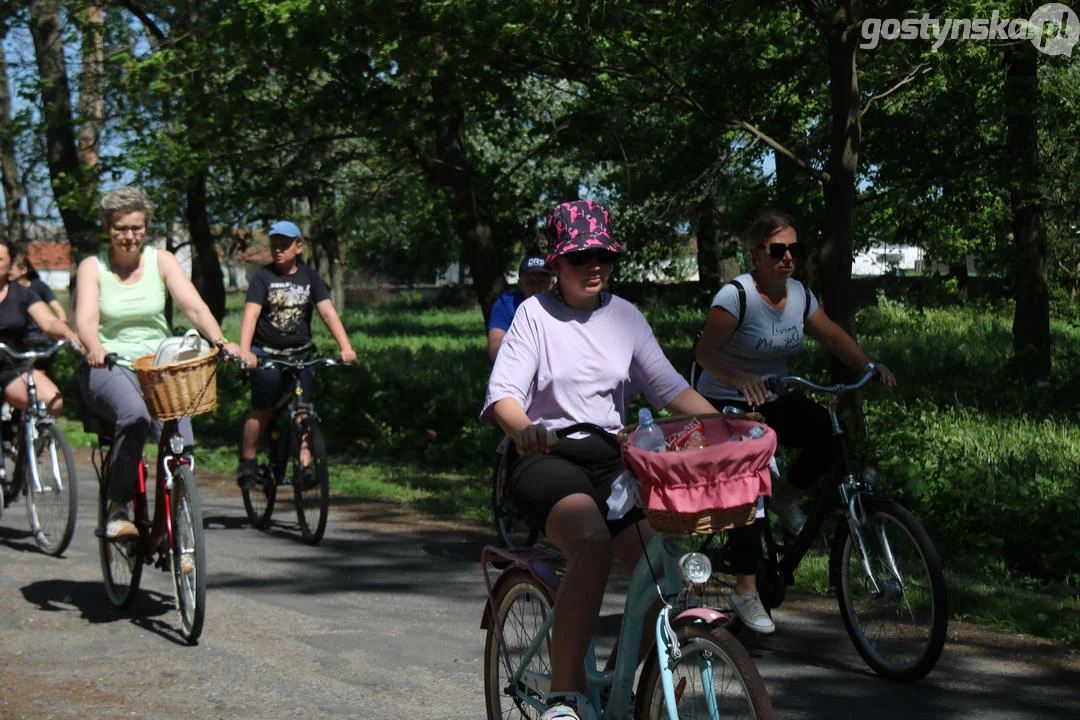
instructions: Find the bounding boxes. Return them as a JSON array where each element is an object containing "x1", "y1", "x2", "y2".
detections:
[
  {"x1": 242, "y1": 354, "x2": 338, "y2": 545},
  {"x1": 0, "y1": 339, "x2": 79, "y2": 556},
  {"x1": 700, "y1": 366, "x2": 948, "y2": 683}
]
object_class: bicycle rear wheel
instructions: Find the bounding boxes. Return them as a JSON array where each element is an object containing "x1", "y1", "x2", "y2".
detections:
[
  {"x1": 293, "y1": 416, "x2": 329, "y2": 545},
  {"x1": 483, "y1": 569, "x2": 554, "y2": 720},
  {"x1": 99, "y1": 490, "x2": 142, "y2": 608},
  {"x1": 492, "y1": 452, "x2": 539, "y2": 549},
  {"x1": 25, "y1": 423, "x2": 78, "y2": 556},
  {"x1": 170, "y1": 464, "x2": 207, "y2": 643},
  {"x1": 637, "y1": 624, "x2": 774, "y2": 720},
  {"x1": 836, "y1": 499, "x2": 948, "y2": 682},
  {"x1": 242, "y1": 418, "x2": 281, "y2": 528}
]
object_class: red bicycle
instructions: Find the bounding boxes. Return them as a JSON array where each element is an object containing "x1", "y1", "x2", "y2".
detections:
[{"x1": 88, "y1": 350, "x2": 230, "y2": 643}]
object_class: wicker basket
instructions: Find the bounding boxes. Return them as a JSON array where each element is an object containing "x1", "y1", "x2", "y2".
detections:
[
  {"x1": 132, "y1": 348, "x2": 220, "y2": 421},
  {"x1": 644, "y1": 503, "x2": 757, "y2": 536},
  {"x1": 619, "y1": 413, "x2": 775, "y2": 536}
]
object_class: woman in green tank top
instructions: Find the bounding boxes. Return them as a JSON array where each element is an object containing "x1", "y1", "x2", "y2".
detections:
[{"x1": 74, "y1": 187, "x2": 241, "y2": 540}]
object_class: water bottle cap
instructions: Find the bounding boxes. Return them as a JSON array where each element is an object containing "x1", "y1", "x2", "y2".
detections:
[{"x1": 638, "y1": 408, "x2": 653, "y2": 424}]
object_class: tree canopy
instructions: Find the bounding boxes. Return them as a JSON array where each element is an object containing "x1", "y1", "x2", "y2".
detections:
[{"x1": 1, "y1": 0, "x2": 1076, "y2": 375}]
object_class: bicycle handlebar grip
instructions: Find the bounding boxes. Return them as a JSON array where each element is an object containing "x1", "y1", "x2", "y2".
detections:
[{"x1": 545, "y1": 427, "x2": 559, "y2": 447}]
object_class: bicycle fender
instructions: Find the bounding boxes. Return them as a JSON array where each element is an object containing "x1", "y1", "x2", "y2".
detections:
[{"x1": 672, "y1": 607, "x2": 730, "y2": 627}]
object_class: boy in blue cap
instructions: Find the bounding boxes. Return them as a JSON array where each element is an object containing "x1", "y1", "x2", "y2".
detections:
[
  {"x1": 236, "y1": 220, "x2": 356, "y2": 489},
  {"x1": 487, "y1": 254, "x2": 554, "y2": 362}
]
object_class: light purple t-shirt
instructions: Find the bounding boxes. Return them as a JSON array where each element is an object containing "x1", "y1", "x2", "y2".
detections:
[{"x1": 481, "y1": 292, "x2": 689, "y2": 435}]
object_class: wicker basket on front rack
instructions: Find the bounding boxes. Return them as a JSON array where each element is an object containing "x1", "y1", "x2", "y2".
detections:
[
  {"x1": 619, "y1": 413, "x2": 777, "y2": 535},
  {"x1": 132, "y1": 348, "x2": 220, "y2": 421}
]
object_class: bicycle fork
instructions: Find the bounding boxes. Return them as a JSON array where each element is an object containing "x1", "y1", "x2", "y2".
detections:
[
  {"x1": 842, "y1": 488, "x2": 905, "y2": 600},
  {"x1": 21, "y1": 414, "x2": 60, "y2": 496}
]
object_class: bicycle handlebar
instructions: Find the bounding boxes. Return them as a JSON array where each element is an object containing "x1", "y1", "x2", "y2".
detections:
[
  {"x1": 101, "y1": 349, "x2": 247, "y2": 370},
  {"x1": 255, "y1": 356, "x2": 341, "y2": 371},
  {"x1": 765, "y1": 363, "x2": 878, "y2": 395},
  {"x1": 0, "y1": 338, "x2": 78, "y2": 361}
]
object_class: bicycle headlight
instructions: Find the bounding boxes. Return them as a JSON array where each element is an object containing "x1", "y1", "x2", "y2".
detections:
[
  {"x1": 860, "y1": 463, "x2": 881, "y2": 486},
  {"x1": 169, "y1": 434, "x2": 185, "y2": 455},
  {"x1": 678, "y1": 552, "x2": 712, "y2": 586}
]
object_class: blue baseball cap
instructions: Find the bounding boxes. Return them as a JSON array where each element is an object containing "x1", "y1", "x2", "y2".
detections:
[
  {"x1": 268, "y1": 220, "x2": 302, "y2": 239},
  {"x1": 518, "y1": 254, "x2": 553, "y2": 277}
]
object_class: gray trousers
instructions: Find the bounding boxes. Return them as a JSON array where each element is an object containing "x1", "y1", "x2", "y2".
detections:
[{"x1": 80, "y1": 365, "x2": 194, "y2": 504}]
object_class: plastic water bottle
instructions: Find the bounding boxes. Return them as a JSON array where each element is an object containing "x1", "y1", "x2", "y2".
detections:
[
  {"x1": 634, "y1": 408, "x2": 667, "y2": 453},
  {"x1": 727, "y1": 424, "x2": 768, "y2": 443},
  {"x1": 745, "y1": 424, "x2": 767, "y2": 440}
]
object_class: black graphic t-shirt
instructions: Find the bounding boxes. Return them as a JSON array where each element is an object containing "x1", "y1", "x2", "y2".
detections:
[{"x1": 246, "y1": 263, "x2": 331, "y2": 350}]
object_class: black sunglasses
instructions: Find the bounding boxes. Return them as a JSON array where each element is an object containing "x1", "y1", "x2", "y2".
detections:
[
  {"x1": 564, "y1": 250, "x2": 620, "y2": 266},
  {"x1": 760, "y1": 242, "x2": 802, "y2": 260}
]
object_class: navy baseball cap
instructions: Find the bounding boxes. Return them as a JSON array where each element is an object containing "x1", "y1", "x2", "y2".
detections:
[
  {"x1": 268, "y1": 220, "x2": 302, "y2": 239},
  {"x1": 518, "y1": 255, "x2": 553, "y2": 276}
]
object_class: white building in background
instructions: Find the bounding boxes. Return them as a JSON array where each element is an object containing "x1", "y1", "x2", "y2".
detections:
[{"x1": 852, "y1": 242, "x2": 977, "y2": 277}]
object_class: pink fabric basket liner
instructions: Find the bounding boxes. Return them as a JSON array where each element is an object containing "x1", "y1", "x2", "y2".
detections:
[{"x1": 622, "y1": 416, "x2": 776, "y2": 514}]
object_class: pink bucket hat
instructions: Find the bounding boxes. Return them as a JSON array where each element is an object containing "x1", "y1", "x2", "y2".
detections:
[{"x1": 543, "y1": 200, "x2": 626, "y2": 264}]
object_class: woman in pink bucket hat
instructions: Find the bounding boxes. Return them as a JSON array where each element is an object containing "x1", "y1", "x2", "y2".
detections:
[{"x1": 482, "y1": 199, "x2": 720, "y2": 720}]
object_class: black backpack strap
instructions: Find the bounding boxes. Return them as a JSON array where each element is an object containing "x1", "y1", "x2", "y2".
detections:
[
  {"x1": 728, "y1": 278, "x2": 747, "y2": 327},
  {"x1": 689, "y1": 279, "x2": 746, "y2": 387},
  {"x1": 801, "y1": 281, "x2": 812, "y2": 324}
]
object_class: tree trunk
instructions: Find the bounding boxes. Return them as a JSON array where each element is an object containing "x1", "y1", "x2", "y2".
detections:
[
  {"x1": 28, "y1": 0, "x2": 97, "y2": 253},
  {"x1": 184, "y1": 171, "x2": 226, "y2": 322},
  {"x1": 429, "y1": 43, "x2": 503, "y2": 323},
  {"x1": 818, "y1": 3, "x2": 861, "y2": 384},
  {"x1": 0, "y1": 39, "x2": 26, "y2": 246},
  {"x1": 78, "y1": 1, "x2": 105, "y2": 172},
  {"x1": 694, "y1": 191, "x2": 740, "y2": 293},
  {"x1": 307, "y1": 190, "x2": 346, "y2": 309},
  {"x1": 1004, "y1": 38, "x2": 1051, "y2": 379}
]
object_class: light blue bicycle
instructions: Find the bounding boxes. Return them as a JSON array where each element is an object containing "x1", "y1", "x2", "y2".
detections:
[{"x1": 481, "y1": 423, "x2": 773, "y2": 720}]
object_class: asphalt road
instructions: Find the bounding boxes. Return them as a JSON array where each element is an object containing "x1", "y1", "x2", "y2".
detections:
[{"x1": 1, "y1": 462, "x2": 1078, "y2": 719}]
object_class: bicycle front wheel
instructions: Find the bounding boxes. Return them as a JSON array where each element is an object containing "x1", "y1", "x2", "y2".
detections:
[
  {"x1": 170, "y1": 464, "x2": 207, "y2": 643},
  {"x1": 25, "y1": 424, "x2": 78, "y2": 556},
  {"x1": 836, "y1": 499, "x2": 948, "y2": 682},
  {"x1": 484, "y1": 569, "x2": 554, "y2": 720},
  {"x1": 293, "y1": 416, "x2": 329, "y2": 545},
  {"x1": 99, "y1": 490, "x2": 142, "y2": 608},
  {"x1": 637, "y1": 623, "x2": 773, "y2": 720}
]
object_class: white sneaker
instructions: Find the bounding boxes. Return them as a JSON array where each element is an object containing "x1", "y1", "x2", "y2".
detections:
[
  {"x1": 730, "y1": 590, "x2": 776, "y2": 634},
  {"x1": 541, "y1": 692, "x2": 596, "y2": 720},
  {"x1": 771, "y1": 496, "x2": 807, "y2": 536}
]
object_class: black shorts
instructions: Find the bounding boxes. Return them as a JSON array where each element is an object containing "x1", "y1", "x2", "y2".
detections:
[
  {"x1": 507, "y1": 432, "x2": 645, "y2": 538},
  {"x1": 249, "y1": 346, "x2": 314, "y2": 412},
  {"x1": 0, "y1": 359, "x2": 28, "y2": 392}
]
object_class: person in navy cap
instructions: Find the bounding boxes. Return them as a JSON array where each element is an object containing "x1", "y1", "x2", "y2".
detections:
[
  {"x1": 486, "y1": 253, "x2": 554, "y2": 362},
  {"x1": 235, "y1": 220, "x2": 356, "y2": 491}
]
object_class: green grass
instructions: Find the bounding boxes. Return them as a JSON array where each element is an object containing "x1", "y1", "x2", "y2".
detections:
[{"x1": 56, "y1": 289, "x2": 1080, "y2": 645}]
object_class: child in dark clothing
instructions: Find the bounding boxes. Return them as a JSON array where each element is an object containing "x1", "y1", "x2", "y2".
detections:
[{"x1": 236, "y1": 220, "x2": 356, "y2": 489}]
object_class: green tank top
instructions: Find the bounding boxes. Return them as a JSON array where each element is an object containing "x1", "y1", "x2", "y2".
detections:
[{"x1": 97, "y1": 247, "x2": 169, "y2": 366}]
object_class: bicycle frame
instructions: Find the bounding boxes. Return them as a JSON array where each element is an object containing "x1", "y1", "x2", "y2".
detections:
[
  {"x1": 482, "y1": 533, "x2": 727, "y2": 720},
  {"x1": 93, "y1": 418, "x2": 189, "y2": 563}
]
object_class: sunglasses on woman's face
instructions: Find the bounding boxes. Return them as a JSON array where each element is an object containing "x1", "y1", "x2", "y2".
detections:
[
  {"x1": 760, "y1": 242, "x2": 802, "y2": 260},
  {"x1": 564, "y1": 250, "x2": 620, "y2": 266}
]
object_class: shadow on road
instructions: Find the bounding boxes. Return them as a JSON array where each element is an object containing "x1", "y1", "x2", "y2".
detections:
[{"x1": 20, "y1": 578, "x2": 173, "y2": 628}]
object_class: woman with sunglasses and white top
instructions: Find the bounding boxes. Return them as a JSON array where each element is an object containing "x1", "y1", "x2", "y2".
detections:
[
  {"x1": 483, "y1": 199, "x2": 719, "y2": 720},
  {"x1": 694, "y1": 210, "x2": 896, "y2": 634}
]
